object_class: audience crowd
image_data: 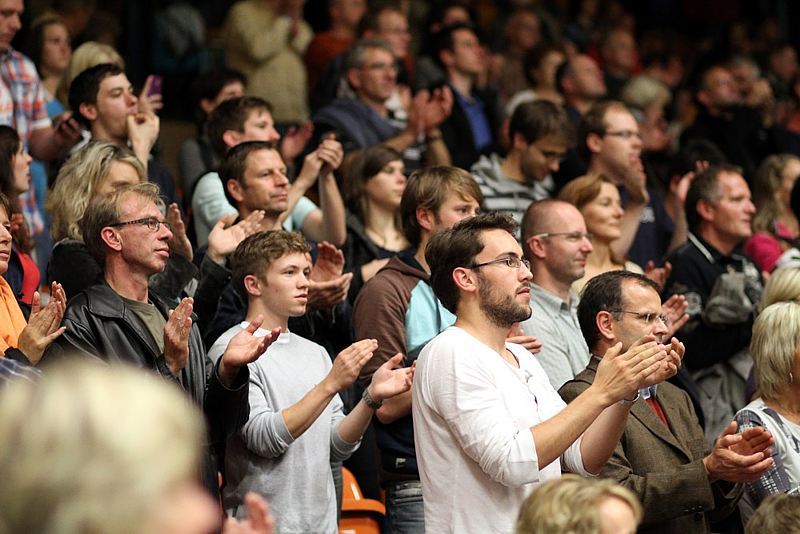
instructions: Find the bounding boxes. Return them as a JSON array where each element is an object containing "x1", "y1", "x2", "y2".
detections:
[{"x1": 2, "y1": 0, "x2": 800, "y2": 533}]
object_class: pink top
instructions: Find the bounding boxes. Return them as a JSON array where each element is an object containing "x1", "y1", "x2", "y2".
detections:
[{"x1": 744, "y1": 222, "x2": 797, "y2": 273}]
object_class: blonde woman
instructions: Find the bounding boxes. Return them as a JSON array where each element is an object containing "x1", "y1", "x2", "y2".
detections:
[
  {"x1": 735, "y1": 301, "x2": 800, "y2": 523},
  {"x1": 46, "y1": 141, "x2": 146, "y2": 297},
  {"x1": 515, "y1": 474, "x2": 642, "y2": 534},
  {"x1": 0, "y1": 361, "x2": 275, "y2": 534}
]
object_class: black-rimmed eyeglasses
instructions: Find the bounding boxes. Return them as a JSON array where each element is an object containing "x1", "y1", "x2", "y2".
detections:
[{"x1": 108, "y1": 217, "x2": 171, "y2": 233}]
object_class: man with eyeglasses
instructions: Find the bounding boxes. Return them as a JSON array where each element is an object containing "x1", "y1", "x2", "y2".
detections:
[
  {"x1": 313, "y1": 38, "x2": 452, "y2": 172},
  {"x1": 579, "y1": 100, "x2": 681, "y2": 269},
  {"x1": 471, "y1": 101, "x2": 573, "y2": 231},
  {"x1": 43, "y1": 182, "x2": 276, "y2": 506},
  {"x1": 413, "y1": 212, "x2": 681, "y2": 534},
  {"x1": 518, "y1": 200, "x2": 593, "y2": 389},
  {"x1": 560, "y1": 270, "x2": 774, "y2": 534}
]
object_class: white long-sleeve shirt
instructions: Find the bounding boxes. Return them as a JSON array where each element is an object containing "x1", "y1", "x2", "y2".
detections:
[{"x1": 412, "y1": 326, "x2": 589, "y2": 534}]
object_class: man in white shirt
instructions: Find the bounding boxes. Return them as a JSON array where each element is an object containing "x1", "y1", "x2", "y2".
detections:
[{"x1": 412, "y1": 211, "x2": 682, "y2": 534}]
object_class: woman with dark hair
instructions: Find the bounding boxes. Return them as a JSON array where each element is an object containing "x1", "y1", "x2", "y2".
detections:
[
  {"x1": 23, "y1": 14, "x2": 72, "y2": 274},
  {"x1": 0, "y1": 126, "x2": 38, "y2": 305},
  {"x1": 342, "y1": 145, "x2": 410, "y2": 302}
]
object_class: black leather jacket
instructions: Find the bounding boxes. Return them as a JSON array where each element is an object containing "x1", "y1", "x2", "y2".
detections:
[{"x1": 42, "y1": 281, "x2": 249, "y2": 493}]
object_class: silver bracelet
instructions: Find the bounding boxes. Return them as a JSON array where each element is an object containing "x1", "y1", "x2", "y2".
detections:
[
  {"x1": 618, "y1": 390, "x2": 641, "y2": 406},
  {"x1": 362, "y1": 386, "x2": 383, "y2": 410}
]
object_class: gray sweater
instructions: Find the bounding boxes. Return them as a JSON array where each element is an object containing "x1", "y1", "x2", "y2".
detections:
[{"x1": 209, "y1": 324, "x2": 360, "y2": 534}]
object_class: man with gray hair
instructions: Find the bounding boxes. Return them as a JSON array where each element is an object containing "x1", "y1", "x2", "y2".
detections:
[
  {"x1": 43, "y1": 182, "x2": 275, "y2": 498},
  {"x1": 312, "y1": 38, "x2": 452, "y2": 170},
  {"x1": 663, "y1": 164, "x2": 761, "y2": 441}
]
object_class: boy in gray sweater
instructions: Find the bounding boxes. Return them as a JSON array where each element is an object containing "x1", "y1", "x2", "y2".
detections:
[{"x1": 209, "y1": 230, "x2": 414, "y2": 534}]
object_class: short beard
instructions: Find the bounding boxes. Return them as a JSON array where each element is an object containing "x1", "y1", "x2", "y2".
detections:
[{"x1": 477, "y1": 276, "x2": 532, "y2": 329}]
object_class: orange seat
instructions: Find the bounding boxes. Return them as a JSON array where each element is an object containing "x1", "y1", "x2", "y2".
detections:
[{"x1": 338, "y1": 467, "x2": 385, "y2": 534}]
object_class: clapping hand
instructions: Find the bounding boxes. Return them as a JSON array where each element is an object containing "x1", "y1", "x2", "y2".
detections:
[
  {"x1": 17, "y1": 282, "x2": 67, "y2": 364},
  {"x1": 218, "y1": 315, "x2": 281, "y2": 387}
]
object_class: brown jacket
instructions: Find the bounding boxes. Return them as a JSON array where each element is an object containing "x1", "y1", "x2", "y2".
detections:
[{"x1": 559, "y1": 358, "x2": 741, "y2": 534}]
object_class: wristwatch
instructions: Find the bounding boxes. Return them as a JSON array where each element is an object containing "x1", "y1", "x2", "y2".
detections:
[
  {"x1": 362, "y1": 386, "x2": 383, "y2": 410},
  {"x1": 618, "y1": 390, "x2": 641, "y2": 406}
]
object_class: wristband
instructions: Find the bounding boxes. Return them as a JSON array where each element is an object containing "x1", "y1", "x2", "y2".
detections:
[
  {"x1": 618, "y1": 390, "x2": 641, "y2": 406},
  {"x1": 362, "y1": 386, "x2": 383, "y2": 410}
]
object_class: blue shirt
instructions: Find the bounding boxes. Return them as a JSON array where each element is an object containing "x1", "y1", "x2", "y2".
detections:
[{"x1": 452, "y1": 87, "x2": 492, "y2": 153}]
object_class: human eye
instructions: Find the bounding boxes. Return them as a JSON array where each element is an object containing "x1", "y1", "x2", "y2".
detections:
[{"x1": 564, "y1": 232, "x2": 581, "y2": 242}]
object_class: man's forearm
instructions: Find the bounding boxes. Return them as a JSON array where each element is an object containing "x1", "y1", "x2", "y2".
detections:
[
  {"x1": 612, "y1": 203, "x2": 646, "y2": 259},
  {"x1": 281, "y1": 380, "x2": 337, "y2": 439},
  {"x1": 337, "y1": 399, "x2": 374, "y2": 443},
  {"x1": 580, "y1": 401, "x2": 632, "y2": 473},
  {"x1": 375, "y1": 389, "x2": 412, "y2": 424},
  {"x1": 530, "y1": 387, "x2": 609, "y2": 469},
  {"x1": 318, "y1": 174, "x2": 346, "y2": 246}
]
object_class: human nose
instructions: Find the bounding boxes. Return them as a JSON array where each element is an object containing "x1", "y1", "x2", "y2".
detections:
[
  {"x1": 581, "y1": 236, "x2": 593, "y2": 253},
  {"x1": 653, "y1": 316, "x2": 669, "y2": 336},
  {"x1": 9, "y1": 14, "x2": 21, "y2": 32},
  {"x1": 126, "y1": 90, "x2": 138, "y2": 106}
]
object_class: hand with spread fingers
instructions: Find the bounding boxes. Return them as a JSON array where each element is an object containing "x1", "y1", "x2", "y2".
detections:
[
  {"x1": 661, "y1": 294, "x2": 689, "y2": 338},
  {"x1": 218, "y1": 315, "x2": 281, "y2": 386},
  {"x1": 368, "y1": 353, "x2": 416, "y2": 403},
  {"x1": 704, "y1": 420, "x2": 775, "y2": 483},
  {"x1": 166, "y1": 203, "x2": 192, "y2": 261},
  {"x1": 207, "y1": 211, "x2": 266, "y2": 264}
]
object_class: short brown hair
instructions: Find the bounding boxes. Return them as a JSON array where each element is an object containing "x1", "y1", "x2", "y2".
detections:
[
  {"x1": 426, "y1": 212, "x2": 517, "y2": 313},
  {"x1": 219, "y1": 141, "x2": 279, "y2": 205},
  {"x1": 230, "y1": 230, "x2": 311, "y2": 299},
  {"x1": 577, "y1": 100, "x2": 630, "y2": 161},
  {"x1": 206, "y1": 96, "x2": 273, "y2": 158},
  {"x1": 81, "y1": 182, "x2": 162, "y2": 267},
  {"x1": 400, "y1": 166, "x2": 483, "y2": 248}
]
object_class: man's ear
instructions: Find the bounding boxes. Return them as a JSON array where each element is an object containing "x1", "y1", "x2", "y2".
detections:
[
  {"x1": 526, "y1": 236, "x2": 546, "y2": 260},
  {"x1": 696, "y1": 198, "x2": 716, "y2": 224},
  {"x1": 227, "y1": 179, "x2": 245, "y2": 204},
  {"x1": 100, "y1": 226, "x2": 122, "y2": 253},
  {"x1": 346, "y1": 68, "x2": 361, "y2": 91},
  {"x1": 511, "y1": 132, "x2": 528, "y2": 152},
  {"x1": 243, "y1": 274, "x2": 262, "y2": 297},
  {"x1": 78, "y1": 102, "x2": 98, "y2": 123},
  {"x1": 222, "y1": 129, "x2": 242, "y2": 150},
  {"x1": 438, "y1": 49, "x2": 454, "y2": 69},
  {"x1": 586, "y1": 132, "x2": 603, "y2": 155},
  {"x1": 696, "y1": 89, "x2": 710, "y2": 108},
  {"x1": 452, "y1": 266, "x2": 477, "y2": 293},
  {"x1": 416, "y1": 207, "x2": 435, "y2": 233},
  {"x1": 596, "y1": 310, "x2": 617, "y2": 341}
]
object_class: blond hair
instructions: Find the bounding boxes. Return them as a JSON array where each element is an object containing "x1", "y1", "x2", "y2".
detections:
[
  {"x1": 47, "y1": 141, "x2": 145, "y2": 241},
  {"x1": 57, "y1": 41, "x2": 124, "y2": 105},
  {"x1": 760, "y1": 267, "x2": 800, "y2": 312},
  {"x1": 751, "y1": 301, "x2": 800, "y2": 402},
  {"x1": 516, "y1": 474, "x2": 642, "y2": 534},
  {"x1": 0, "y1": 361, "x2": 205, "y2": 534}
]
